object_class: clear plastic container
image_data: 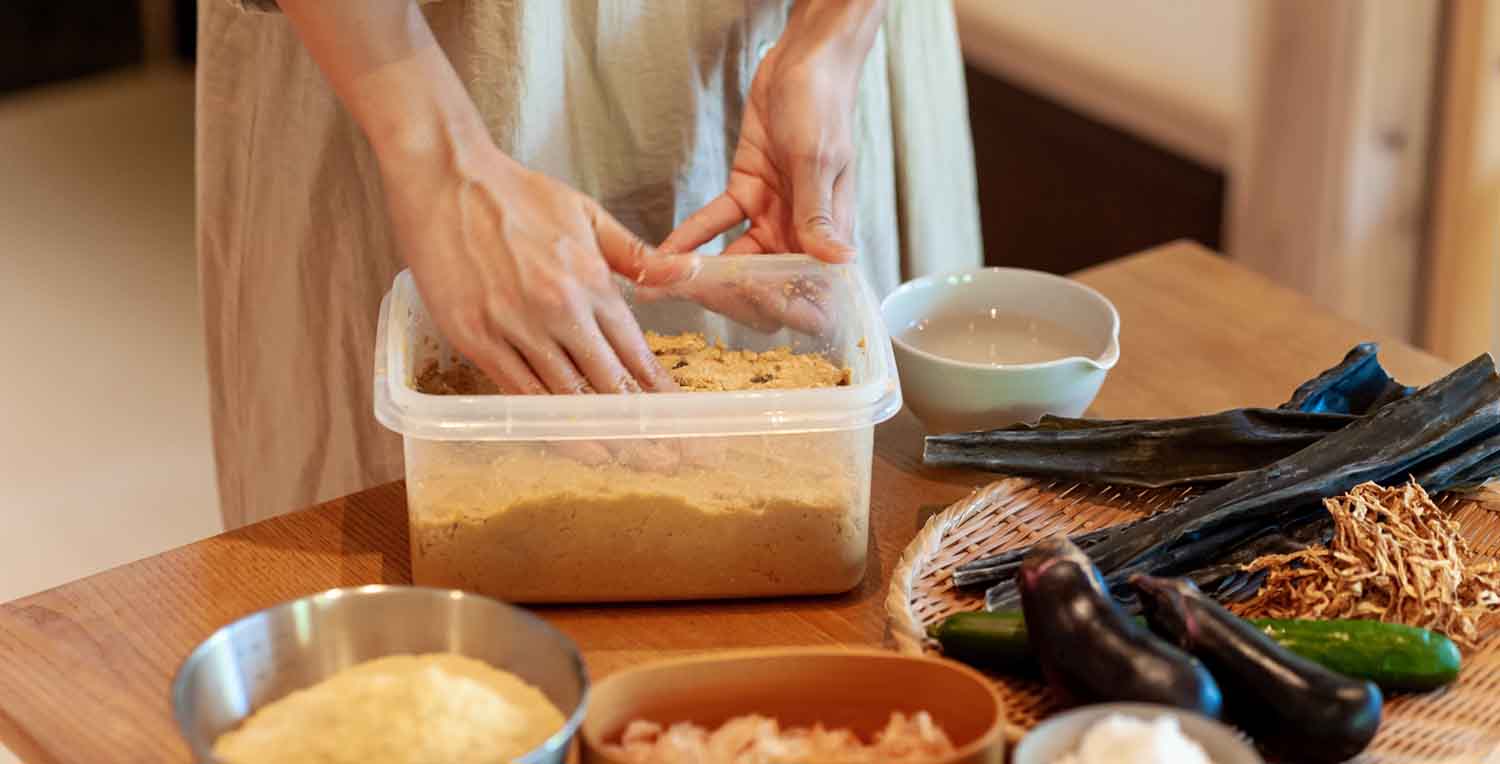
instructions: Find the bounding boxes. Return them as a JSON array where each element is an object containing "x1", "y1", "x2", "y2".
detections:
[{"x1": 374, "y1": 255, "x2": 901, "y2": 603}]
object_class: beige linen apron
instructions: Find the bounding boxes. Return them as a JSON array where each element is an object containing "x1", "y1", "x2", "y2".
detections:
[{"x1": 198, "y1": 0, "x2": 982, "y2": 527}]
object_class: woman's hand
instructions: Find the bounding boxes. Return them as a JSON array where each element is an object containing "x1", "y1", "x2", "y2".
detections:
[
  {"x1": 661, "y1": 0, "x2": 885, "y2": 263},
  {"x1": 381, "y1": 134, "x2": 700, "y2": 396},
  {"x1": 382, "y1": 133, "x2": 696, "y2": 471},
  {"x1": 277, "y1": 0, "x2": 695, "y2": 472},
  {"x1": 277, "y1": 2, "x2": 698, "y2": 396},
  {"x1": 636, "y1": 270, "x2": 835, "y2": 336}
]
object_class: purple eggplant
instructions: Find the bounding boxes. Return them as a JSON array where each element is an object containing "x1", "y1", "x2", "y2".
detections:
[
  {"x1": 1131, "y1": 575, "x2": 1382, "y2": 764},
  {"x1": 1017, "y1": 537, "x2": 1223, "y2": 716}
]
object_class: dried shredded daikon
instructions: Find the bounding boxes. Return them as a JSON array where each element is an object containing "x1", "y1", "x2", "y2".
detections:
[
  {"x1": 1234, "y1": 481, "x2": 1500, "y2": 649},
  {"x1": 603, "y1": 712, "x2": 956, "y2": 764}
]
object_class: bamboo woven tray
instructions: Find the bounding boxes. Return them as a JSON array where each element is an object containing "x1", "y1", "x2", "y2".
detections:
[{"x1": 887, "y1": 477, "x2": 1500, "y2": 761}]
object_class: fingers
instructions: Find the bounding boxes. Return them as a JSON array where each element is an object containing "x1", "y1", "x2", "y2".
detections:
[
  {"x1": 739, "y1": 276, "x2": 832, "y2": 336},
  {"x1": 505, "y1": 313, "x2": 683, "y2": 471},
  {"x1": 832, "y1": 166, "x2": 855, "y2": 243},
  {"x1": 636, "y1": 270, "x2": 832, "y2": 336},
  {"x1": 596, "y1": 301, "x2": 680, "y2": 392},
  {"x1": 554, "y1": 305, "x2": 679, "y2": 394},
  {"x1": 552, "y1": 439, "x2": 614, "y2": 466},
  {"x1": 660, "y1": 194, "x2": 746, "y2": 253},
  {"x1": 548, "y1": 311, "x2": 684, "y2": 472},
  {"x1": 707, "y1": 292, "x2": 783, "y2": 332},
  {"x1": 666, "y1": 277, "x2": 781, "y2": 333},
  {"x1": 722, "y1": 233, "x2": 768, "y2": 255},
  {"x1": 557, "y1": 315, "x2": 641, "y2": 394},
  {"x1": 613, "y1": 438, "x2": 683, "y2": 474},
  {"x1": 792, "y1": 156, "x2": 856, "y2": 264},
  {"x1": 629, "y1": 283, "x2": 684, "y2": 305},
  {"x1": 474, "y1": 339, "x2": 548, "y2": 395},
  {"x1": 441, "y1": 314, "x2": 548, "y2": 395},
  {"x1": 593, "y1": 207, "x2": 700, "y2": 286},
  {"x1": 551, "y1": 438, "x2": 681, "y2": 473},
  {"x1": 497, "y1": 315, "x2": 594, "y2": 394}
]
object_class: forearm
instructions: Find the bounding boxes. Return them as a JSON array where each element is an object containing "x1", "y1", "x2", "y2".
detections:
[{"x1": 276, "y1": 0, "x2": 492, "y2": 170}]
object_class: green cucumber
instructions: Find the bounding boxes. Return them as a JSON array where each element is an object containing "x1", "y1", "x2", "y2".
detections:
[
  {"x1": 929, "y1": 610, "x2": 1460, "y2": 691},
  {"x1": 1254, "y1": 618, "x2": 1461, "y2": 691},
  {"x1": 928, "y1": 609, "x2": 1038, "y2": 677}
]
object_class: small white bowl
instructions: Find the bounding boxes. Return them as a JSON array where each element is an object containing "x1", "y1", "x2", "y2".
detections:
[
  {"x1": 881, "y1": 268, "x2": 1120, "y2": 433},
  {"x1": 1013, "y1": 703, "x2": 1263, "y2": 764}
]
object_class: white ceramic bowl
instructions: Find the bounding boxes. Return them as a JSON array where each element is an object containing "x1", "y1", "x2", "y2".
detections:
[
  {"x1": 881, "y1": 268, "x2": 1120, "y2": 433},
  {"x1": 1013, "y1": 703, "x2": 1263, "y2": 764}
]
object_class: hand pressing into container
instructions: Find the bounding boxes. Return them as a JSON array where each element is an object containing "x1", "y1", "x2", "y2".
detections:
[
  {"x1": 384, "y1": 136, "x2": 699, "y2": 397},
  {"x1": 277, "y1": 3, "x2": 699, "y2": 398},
  {"x1": 383, "y1": 142, "x2": 696, "y2": 471},
  {"x1": 278, "y1": 2, "x2": 697, "y2": 472}
]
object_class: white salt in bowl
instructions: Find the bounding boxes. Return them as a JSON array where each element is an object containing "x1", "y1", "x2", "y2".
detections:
[
  {"x1": 881, "y1": 267, "x2": 1120, "y2": 434},
  {"x1": 1014, "y1": 703, "x2": 1263, "y2": 764}
]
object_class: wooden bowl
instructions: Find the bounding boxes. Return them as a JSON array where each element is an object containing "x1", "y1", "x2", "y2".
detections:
[{"x1": 580, "y1": 648, "x2": 1005, "y2": 763}]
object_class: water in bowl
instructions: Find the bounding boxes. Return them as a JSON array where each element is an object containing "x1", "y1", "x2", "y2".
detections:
[{"x1": 898, "y1": 310, "x2": 1094, "y2": 366}]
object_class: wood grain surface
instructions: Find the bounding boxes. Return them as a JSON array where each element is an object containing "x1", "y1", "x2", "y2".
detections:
[{"x1": 0, "y1": 242, "x2": 1456, "y2": 763}]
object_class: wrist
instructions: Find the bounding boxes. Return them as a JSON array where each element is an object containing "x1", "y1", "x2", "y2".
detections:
[
  {"x1": 783, "y1": 0, "x2": 886, "y2": 64},
  {"x1": 369, "y1": 102, "x2": 492, "y2": 177},
  {"x1": 348, "y1": 45, "x2": 495, "y2": 178}
]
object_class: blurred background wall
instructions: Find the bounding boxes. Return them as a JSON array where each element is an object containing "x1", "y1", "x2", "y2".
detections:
[
  {"x1": 0, "y1": 0, "x2": 213, "y2": 603},
  {"x1": 1, "y1": 0, "x2": 1496, "y2": 602},
  {"x1": 957, "y1": 0, "x2": 1247, "y2": 276}
]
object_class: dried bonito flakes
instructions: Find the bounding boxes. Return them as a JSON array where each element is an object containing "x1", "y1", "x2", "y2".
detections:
[{"x1": 1235, "y1": 481, "x2": 1500, "y2": 649}]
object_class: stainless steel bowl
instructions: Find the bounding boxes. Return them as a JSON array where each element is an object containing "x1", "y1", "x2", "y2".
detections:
[{"x1": 172, "y1": 585, "x2": 588, "y2": 763}]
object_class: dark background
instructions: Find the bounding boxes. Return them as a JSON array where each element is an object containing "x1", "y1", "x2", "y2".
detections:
[
  {"x1": 0, "y1": 1, "x2": 194, "y2": 94},
  {"x1": 0, "y1": 4, "x2": 1221, "y2": 274},
  {"x1": 176, "y1": 0, "x2": 197, "y2": 60},
  {"x1": 964, "y1": 64, "x2": 1224, "y2": 273}
]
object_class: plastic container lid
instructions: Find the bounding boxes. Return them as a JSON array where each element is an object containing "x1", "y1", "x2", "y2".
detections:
[{"x1": 373, "y1": 255, "x2": 901, "y2": 441}]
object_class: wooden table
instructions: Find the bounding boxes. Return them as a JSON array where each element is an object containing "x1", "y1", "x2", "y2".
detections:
[{"x1": 0, "y1": 242, "x2": 1455, "y2": 763}]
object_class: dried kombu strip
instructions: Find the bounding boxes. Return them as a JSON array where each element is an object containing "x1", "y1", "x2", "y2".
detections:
[
  {"x1": 925, "y1": 344, "x2": 1407, "y2": 486},
  {"x1": 1281, "y1": 343, "x2": 1416, "y2": 415},
  {"x1": 926, "y1": 410, "x2": 1355, "y2": 489},
  {"x1": 980, "y1": 354, "x2": 1500, "y2": 611}
]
